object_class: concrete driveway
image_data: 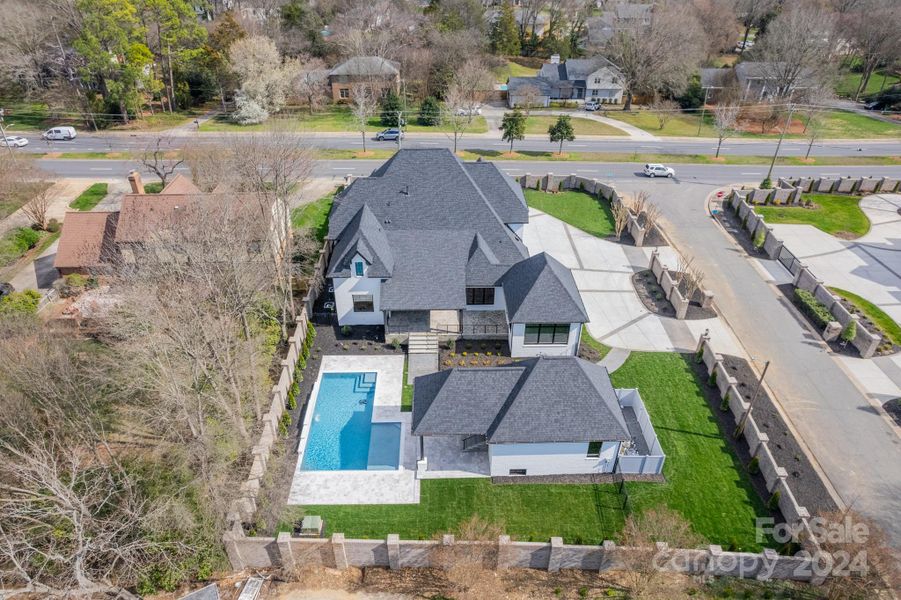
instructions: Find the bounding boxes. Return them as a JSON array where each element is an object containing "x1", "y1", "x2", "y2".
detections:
[{"x1": 521, "y1": 208, "x2": 740, "y2": 354}]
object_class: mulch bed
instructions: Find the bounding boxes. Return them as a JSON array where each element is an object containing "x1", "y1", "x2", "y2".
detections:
[
  {"x1": 718, "y1": 354, "x2": 839, "y2": 516},
  {"x1": 632, "y1": 269, "x2": 716, "y2": 320},
  {"x1": 440, "y1": 339, "x2": 513, "y2": 369},
  {"x1": 638, "y1": 221, "x2": 669, "y2": 247},
  {"x1": 714, "y1": 201, "x2": 768, "y2": 258},
  {"x1": 775, "y1": 284, "x2": 899, "y2": 358},
  {"x1": 883, "y1": 398, "x2": 901, "y2": 428}
]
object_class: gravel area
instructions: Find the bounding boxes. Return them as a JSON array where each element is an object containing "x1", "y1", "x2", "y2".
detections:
[{"x1": 719, "y1": 354, "x2": 839, "y2": 516}]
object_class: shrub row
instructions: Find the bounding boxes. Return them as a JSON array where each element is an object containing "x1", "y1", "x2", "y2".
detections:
[
  {"x1": 286, "y1": 319, "x2": 318, "y2": 410},
  {"x1": 793, "y1": 288, "x2": 833, "y2": 329}
]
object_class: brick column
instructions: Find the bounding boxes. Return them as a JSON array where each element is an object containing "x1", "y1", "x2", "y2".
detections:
[{"x1": 387, "y1": 534, "x2": 400, "y2": 569}]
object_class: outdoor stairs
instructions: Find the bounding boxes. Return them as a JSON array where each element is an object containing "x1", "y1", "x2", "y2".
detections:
[{"x1": 408, "y1": 332, "x2": 439, "y2": 354}]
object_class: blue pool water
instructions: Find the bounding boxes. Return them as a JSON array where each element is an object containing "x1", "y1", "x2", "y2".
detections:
[{"x1": 301, "y1": 372, "x2": 401, "y2": 471}]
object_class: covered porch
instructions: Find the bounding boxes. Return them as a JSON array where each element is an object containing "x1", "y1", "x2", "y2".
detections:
[{"x1": 414, "y1": 434, "x2": 490, "y2": 479}]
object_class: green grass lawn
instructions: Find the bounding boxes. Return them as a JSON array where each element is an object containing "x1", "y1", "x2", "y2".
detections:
[
  {"x1": 605, "y1": 110, "x2": 718, "y2": 137},
  {"x1": 835, "y1": 69, "x2": 900, "y2": 99},
  {"x1": 293, "y1": 352, "x2": 770, "y2": 550},
  {"x1": 201, "y1": 108, "x2": 488, "y2": 134},
  {"x1": 829, "y1": 287, "x2": 901, "y2": 346},
  {"x1": 68, "y1": 183, "x2": 108, "y2": 211},
  {"x1": 291, "y1": 191, "x2": 336, "y2": 242},
  {"x1": 754, "y1": 193, "x2": 870, "y2": 238},
  {"x1": 524, "y1": 115, "x2": 623, "y2": 136},
  {"x1": 143, "y1": 181, "x2": 164, "y2": 193},
  {"x1": 493, "y1": 59, "x2": 539, "y2": 83},
  {"x1": 401, "y1": 357, "x2": 413, "y2": 412},
  {"x1": 523, "y1": 189, "x2": 616, "y2": 238},
  {"x1": 580, "y1": 327, "x2": 612, "y2": 360}
]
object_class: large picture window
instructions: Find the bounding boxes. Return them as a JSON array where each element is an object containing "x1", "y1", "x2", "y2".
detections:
[
  {"x1": 466, "y1": 287, "x2": 495, "y2": 306},
  {"x1": 523, "y1": 324, "x2": 570, "y2": 345},
  {"x1": 352, "y1": 294, "x2": 374, "y2": 312}
]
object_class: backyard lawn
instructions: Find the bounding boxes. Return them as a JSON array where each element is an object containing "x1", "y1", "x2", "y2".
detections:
[
  {"x1": 524, "y1": 115, "x2": 623, "y2": 136},
  {"x1": 835, "y1": 68, "x2": 900, "y2": 99},
  {"x1": 291, "y1": 191, "x2": 336, "y2": 242},
  {"x1": 295, "y1": 352, "x2": 770, "y2": 550},
  {"x1": 754, "y1": 193, "x2": 870, "y2": 238},
  {"x1": 68, "y1": 182, "x2": 108, "y2": 211},
  {"x1": 829, "y1": 287, "x2": 901, "y2": 346},
  {"x1": 493, "y1": 60, "x2": 539, "y2": 83},
  {"x1": 524, "y1": 189, "x2": 616, "y2": 238}
]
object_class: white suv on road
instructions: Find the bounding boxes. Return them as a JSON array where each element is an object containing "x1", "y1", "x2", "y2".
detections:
[{"x1": 643, "y1": 163, "x2": 675, "y2": 178}]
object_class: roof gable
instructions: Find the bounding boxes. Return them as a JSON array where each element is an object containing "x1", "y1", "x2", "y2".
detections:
[
  {"x1": 501, "y1": 252, "x2": 588, "y2": 324},
  {"x1": 54, "y1": 211, "x2": 119, "y2": 270}
]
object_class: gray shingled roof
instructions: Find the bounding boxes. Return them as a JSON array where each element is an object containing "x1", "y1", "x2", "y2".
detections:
[
  {"x1": 563, "y1": 57, "x2": 622, "y2": 82},
  {"x1": 412, "y1": 357, "x2": 631, "y2": 444},
  {"x1": 328, "y1": 205, "x2": 394, "y2": 278},
  {"x1": 700, "y1": 68, "x2": 734, "y2": 89},
  {"x1": 329, "y1": 56, "x2": 399, "y2": 77},
  {"x1": 380, "y1": 231, "x2": 470, "y2": 310},
  {"x1": 464, "y1": 161, "x2": 529, "y2": 224},
  {"x1": 501, "y1": 253, "x2": 588, "y2": 324},
  {"x1": 507, "y1": 76, "x2": 553, "y2": 96},
  {"x1": 465, "y1": 233, "x2": 508, "y2": 287}
]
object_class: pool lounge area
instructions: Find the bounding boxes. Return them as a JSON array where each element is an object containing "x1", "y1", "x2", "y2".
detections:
[{"x1": 288, "y1": 355, "x2": 419, "y2": 505}]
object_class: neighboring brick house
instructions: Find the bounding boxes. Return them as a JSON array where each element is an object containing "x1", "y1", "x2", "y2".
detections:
[
  {"x1": 328, "y1": 56, "x2": 400, "y2": 103},
  {"x1": 54, "y1": 173, "x2": 286, "y2": 276}
]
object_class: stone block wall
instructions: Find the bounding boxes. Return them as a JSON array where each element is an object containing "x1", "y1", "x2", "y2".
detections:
[
  {"x1": 223, "y1": 528, "x2": 825, "y2": 583},
  {"x1": 649, "y1": 249, "x2": 701, "y2": 320}
]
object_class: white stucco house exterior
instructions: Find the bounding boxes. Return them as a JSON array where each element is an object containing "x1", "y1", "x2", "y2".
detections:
[
  {"x1": 325, "y1": 149, "x2": 589, "y2": 358},
  {"x1": 412, "y1": 356, "x2": 665, "y2": 478}
]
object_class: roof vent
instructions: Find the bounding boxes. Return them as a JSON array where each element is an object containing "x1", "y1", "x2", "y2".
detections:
[{"x1": 400, "y1": 185, "x2": 409, "y2": 196}]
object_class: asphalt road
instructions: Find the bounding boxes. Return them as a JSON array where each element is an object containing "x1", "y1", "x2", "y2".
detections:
[
  {"x1": 37, "y1": 157, "x2": 901, "y2": 184},
  {"x1": 10, "y1": 130, "x2": 901, "y2": 158}
]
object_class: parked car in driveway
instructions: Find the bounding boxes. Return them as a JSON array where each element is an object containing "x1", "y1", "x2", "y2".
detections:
[
  {"x1": 376, "y1": 128, "x2": 404, "y2": 141},
  {"x1": 41, "y1": 126, "x2": 77, "y2": 140},
  {"x1": 455, "y1": 106, "x2": 482, "y2": 116},
  {"x1": 0, "y1": 135, "x2": 28, "y2": 147},
  {"x1": 643, "y1": 163, "x2": 675, "y2": 178},
  {"x1": 584, "y1": 99, "x2": 601, "y2": 111}
]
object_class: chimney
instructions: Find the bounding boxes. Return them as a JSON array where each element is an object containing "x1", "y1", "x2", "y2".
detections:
[
  {"x1": 128, "y1": 170, "x2": 145, "y2": 194},
  {"x1": 550, "y1": 54, "x2": 560, "y2": 64}
]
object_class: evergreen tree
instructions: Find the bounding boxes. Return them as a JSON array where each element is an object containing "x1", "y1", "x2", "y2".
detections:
[
  {"x1": 548, "y1": 114, "x2": 575, "y2": 154},
  {"x1": 490, "y1": 1, "x2": 520, "y2": 56},
  {"x1": 380, "y1": 90, "x2": 403, "y2": 127},
  {"x1": 500, "y1": 109, "x2": 526, "y2": 153},
  {"x1": 418, "y1": 96, "x2": 441, "y2": 126}
]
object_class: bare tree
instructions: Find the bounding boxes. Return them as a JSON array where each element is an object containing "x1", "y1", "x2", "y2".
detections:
[
  {"x1": 629, "y1": 190, "x2": 650, "y2": 218},
  {"x1": 641, "y1": 203, "x2": 662, "y2": 236},
  {"x1": 442, "y1": 59, "x2": 494, "y2": 152},
  {"x1": 618, "y1": 507, "x2": 705, "y2": 599},
  {"x1": 350, "y1": 83, "x2": 376, "y2": 153},
  {"x1": 20, "y1": 184, "x2": 53, "y2": 230},
  {"x1": 604, "y1": 4, "x2": 707, "y2": 110},
  {"x1": 676, "y1": 254, "x2": 706, "y2": 301},
  {"x1": 649, "y1": 98, "x2": 680, "y2": 130},
  {"x1": 713, "y1": 103, "x2": 740, "y2": 158},
  {"x1": 140, "y1": 136, "x2": 185, "y2": 189},
  {"x1": 612, "y1": 200, "x2": 631, "y2": 241},
  {"x1": 430, "y1": 516, "x2": 516, "y2": 600},
  {"x1": 733, "y1": 0, "x2": 779, "y2": 55},
  {"x1": 692, "y1": 0, "x2": 741, "y2": 59},
  {"x1": 294, "y1": 57, "x2": 329, "y2": 114},
  {"x1": 753, "y1": 1, "x2": 838, "y2": 101},
  {"x1": 803, "y1": 111, "x2": 825, "y2": 160}
]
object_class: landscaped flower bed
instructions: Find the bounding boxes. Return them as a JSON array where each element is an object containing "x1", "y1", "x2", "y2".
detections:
[{"x1": 440, "y1": 339, "x2": 511, "y2": 369}]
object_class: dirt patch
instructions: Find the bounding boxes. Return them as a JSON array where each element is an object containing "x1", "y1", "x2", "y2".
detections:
[{"x1": 718, "y1": 354, "x2": 839, "y2": 516}]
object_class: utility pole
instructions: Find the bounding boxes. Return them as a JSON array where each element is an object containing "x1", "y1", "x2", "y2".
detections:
[
  {"x1": 734, "y1": 360, "x2": 770, "y2": 438},
  {"x1": 764, "y1": 103, "x2": 794, "y2": 184},
  {"x1": 697, "y1": 87, "x2": 710, "y2": 137},
  {"x1": 0, "y1": 109, "x2": 15, "y2": 160},
  {"x1": 397, "y1": 110, "x2": 403, "y2": 150}
]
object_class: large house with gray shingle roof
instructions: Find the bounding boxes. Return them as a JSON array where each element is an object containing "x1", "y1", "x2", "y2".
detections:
[
  {"x1": 325, "y1": 149, "x2": 589, "y2": 357},
  {"x1": 507, "y1": 56, "x2": 624, "y2": 107},
  {"x1": 412, "y1": 355, "x2": 666, "y2": 477}
]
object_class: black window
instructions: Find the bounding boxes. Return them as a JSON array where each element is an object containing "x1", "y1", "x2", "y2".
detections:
[
  {"x1": 523, "y1": 324, "x2": 570, "y2": 345},
  {"x1": 339, "y1": 88, "x2": 349, "y2": 99},
  {"x1": 587, "y1": 442, "x2": 603, "y2": 458},
  {"x1": 509, "y1": 469, "x2": 527, "y2": 476},
  {"x1": 352, "y1": 295, "x2": 374, "y2": 312},
  {"x1": 466, "y1": 287, "x2": 495, "y2": 306}
]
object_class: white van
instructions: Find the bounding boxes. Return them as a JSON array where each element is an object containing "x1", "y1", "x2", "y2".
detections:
[{"x1": 42, "y1": 126, "x2": 77, "y2": 141}]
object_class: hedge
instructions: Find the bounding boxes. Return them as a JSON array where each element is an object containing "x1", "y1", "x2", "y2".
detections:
[{"x1": 793, "y1": 288, "x2": 833, "y2": 328}]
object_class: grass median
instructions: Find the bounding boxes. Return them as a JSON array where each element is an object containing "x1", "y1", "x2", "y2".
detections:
[
  {"x1": 69, "y1": 182, "x2": 108, "y2": 211},
  {"x1": 524, "y1": 189, "x2": 616, "y2": 238},
  {"x1": 754, "y1": 193, "x2": 870, "y2": 238}
]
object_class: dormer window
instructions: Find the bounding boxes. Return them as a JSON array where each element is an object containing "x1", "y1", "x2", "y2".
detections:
[{"x1": 354, "y1": 261, "x2": 364, "y2": 277}]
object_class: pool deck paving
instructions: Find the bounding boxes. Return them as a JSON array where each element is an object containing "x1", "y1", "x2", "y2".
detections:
[{"x1": 287, "y1": 354, "x2": 420, "y2": 505}]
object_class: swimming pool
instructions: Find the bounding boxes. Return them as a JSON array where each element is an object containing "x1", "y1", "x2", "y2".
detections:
[{"x1": 301, "y1": 372, "x2": 402, "y2": 471}]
